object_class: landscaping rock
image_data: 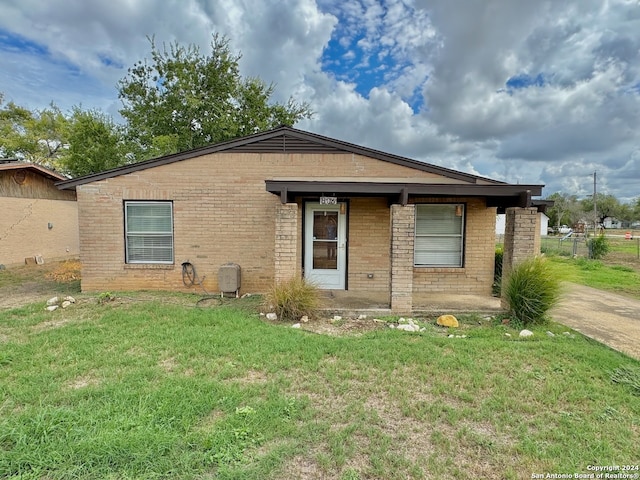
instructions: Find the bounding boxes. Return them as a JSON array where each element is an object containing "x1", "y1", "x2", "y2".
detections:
[
  {"x1": 505, "y1": 333, "x2": 512, "y2": 337},
  {"x1": 519, "y1": 329, "x2": 534, "y2": 338},
  {"x1": 266, "y1": 313, "x2": 278, "y2": 321},
  {"x1": 397, "y1": 323, "x2": 419, "y2": 332},
  {"x1": 546, "y1": 331, "x2": 555, "y2": 337},
  {"x1": 437, "y1": 314, "x2": 459, "y2": 328},
  {"x1": 300, "y1": 315, "x2": 309, "y2": 323},
  {"x1": 357, "y1": 314, "x2": 367, "y2": 320},
  {"x1": 291, "y1": 323, "x2": 301, "y2": 329},
  {"x1": 46, "y1": 296, "x2": 59, "y2": 306},
  {"x1": 333, "y1": 315, "x2": 342, "y2": 321}
]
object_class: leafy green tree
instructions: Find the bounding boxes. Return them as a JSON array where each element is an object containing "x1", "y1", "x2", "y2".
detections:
[
  {"x1": 117, "y1": 35, "x2": 312, "y2": 159},
  {"x1": 581, "y1": 193, "x2": 622, "y2": 227},
  {"x1": 0, "y1": 94, "x2": 68, "y2": 167},
  {"x1": 59, "y1": 108, "x2": 128, "y2": 177},
  {"x1": 545, "y1": 192, "x2": 581, "y2": 228}
]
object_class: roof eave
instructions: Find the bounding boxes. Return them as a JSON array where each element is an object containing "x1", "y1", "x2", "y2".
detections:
[{"x1": 265, "y1": 180, "x2": 544, "y2": 207}]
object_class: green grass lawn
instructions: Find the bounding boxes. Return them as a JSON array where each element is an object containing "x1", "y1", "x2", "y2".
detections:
[
  {"x1": 545, "y1": 256, "x2": 640, "y2": 299},
  {"x1": 1, "y1": 296, "x2": 639, "y2": 479}
]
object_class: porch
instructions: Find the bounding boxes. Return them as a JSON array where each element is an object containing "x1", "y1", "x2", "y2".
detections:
[{"x1": 318, "y1": 290, "x2": 503, "y2": 317}]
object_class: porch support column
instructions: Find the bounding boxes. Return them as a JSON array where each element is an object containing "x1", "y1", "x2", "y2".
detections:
[
  {"x1": 274, "y1": 203, "x2": 298, "y2": 284},
  {"x1": 501, "y1": 207, "x2": 540, "y2": 307},
  {"x1": 391, "y1": 204, "x2": 415, "y2": 314}
]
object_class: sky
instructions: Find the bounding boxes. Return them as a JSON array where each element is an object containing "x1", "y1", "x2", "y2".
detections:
[{"x1": 1, "y1": 0, "x2": 639, "y2": 202}]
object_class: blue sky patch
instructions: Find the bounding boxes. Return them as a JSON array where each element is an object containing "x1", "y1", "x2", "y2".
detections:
[
  {"x1": 98, "y1": 53, "x2": 123, "y2": 69},
  {"x1": 0, "y1": 29, "x2": 49, "y2": 56},
  {"x1": 506, "y1": 73, "x2": 546, "y2": 90},
  {"x1": 321, "y1": 30, "x2": 425, "y2": 113}
]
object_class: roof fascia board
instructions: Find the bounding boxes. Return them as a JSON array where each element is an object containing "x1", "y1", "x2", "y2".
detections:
[
  {"x1": 57, "y1": 126, "x2": 508, "y2": 189},
  {"x1": 265, "y1": 179, "x2": 543, "y2": 198}
]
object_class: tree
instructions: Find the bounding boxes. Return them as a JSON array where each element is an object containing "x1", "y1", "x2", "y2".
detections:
[
  {"x1": 0, "y1": 93, "x2": 68, "y2": 167},
  {"x1": 58, "y1": 108, "x2": 128, "y2": 177},
  {"x1": 117, "y1": 35, "x2": 312, "y2": 160},
  {"x1": 634, "y1": 197, "x2": 640, "y2": 222},
  {"x1": 581, "y1": 193, "x2": 622, "y2": 227},
  {"x1": 545, "y1": 192, "x2": 581, "y2": 228}
]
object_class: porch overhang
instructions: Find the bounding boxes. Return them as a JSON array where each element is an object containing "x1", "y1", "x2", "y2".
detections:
[{"x1": 265, "y1": 179, "x2": 544, "y2": 210}]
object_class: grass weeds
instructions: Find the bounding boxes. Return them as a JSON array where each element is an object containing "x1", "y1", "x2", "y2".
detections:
[
  {"x1": 546, "y1": 256, "x2": 640, "y2": 299},
  {"x1": 263, "y1": 277, "x2": 321, "y2": 321},
  {"x1": 1, "y1": 296, "x2": 639, "y2": 479}
]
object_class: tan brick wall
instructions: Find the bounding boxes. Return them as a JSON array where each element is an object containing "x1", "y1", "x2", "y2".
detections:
[
  {"x1": 347, "y1": 198, "x2": 391, "y2": 293},
  {"x1": 274, "y1": 203, "x2": 298, "y2": 283},
  {"x1": 412, "y1": 198, "x2": 496, "y2": 297},
  {"x1": 501, "y1": 207, "x2": 540, "y2": 306},
  {"x1": 0, "y1": 197, "x2": 79, "y2": 265},
  {"x1": 391, "y1": 204, "x2": 415, "y2": 313},
  {"x1": 77, "y1": 151, "x2": 498, "y2": 296}
]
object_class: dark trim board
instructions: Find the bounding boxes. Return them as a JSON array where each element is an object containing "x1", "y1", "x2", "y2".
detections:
[
  {"x1": 266, "y1": 180, "x2": 543, "y2": 209},
  {"x1": 57, "y1": 126, "x2": 513, "y2": 190}
]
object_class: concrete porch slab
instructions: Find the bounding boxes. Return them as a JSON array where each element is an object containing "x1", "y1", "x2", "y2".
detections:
[{"x1": 318, "y1": 290, "x2": 504, "y2": 317}]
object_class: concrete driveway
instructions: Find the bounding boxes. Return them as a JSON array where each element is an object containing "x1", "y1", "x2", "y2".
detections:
[{"x1": 551, "y1": 283, "x2": 640, "y2": 360}]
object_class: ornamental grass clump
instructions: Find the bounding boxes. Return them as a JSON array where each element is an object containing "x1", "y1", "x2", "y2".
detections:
[
  {"x1": 504, "y1": 256, "x2": 560, "y2": 327},
  {"x1": 264, "y1": 277, "x2": 321, "y2": 321}
]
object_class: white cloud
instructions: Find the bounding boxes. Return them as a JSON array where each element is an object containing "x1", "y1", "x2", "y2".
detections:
[{"x1": 0, "y1": 0, "x2": 639, "y2": 203}]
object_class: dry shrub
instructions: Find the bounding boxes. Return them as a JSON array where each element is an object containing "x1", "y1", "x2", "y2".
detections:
[
  {"x1": 46, "y1": 260, "x2": 82, "y2": 282},
  {"x1": 264, "y1": 277, "x2": 321, "y2": 321}
]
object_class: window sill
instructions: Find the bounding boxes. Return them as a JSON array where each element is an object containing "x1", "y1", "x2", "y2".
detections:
[
  {"x1": 124, "y1": 263, "x2": 175, "y2": 270},
  {"x1": 414, "y1": 266, "x2": 465, "y2": 273}
]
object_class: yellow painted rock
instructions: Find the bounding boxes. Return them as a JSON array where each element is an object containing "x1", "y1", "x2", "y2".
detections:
[{"x1": 436, "y1": 314, "x2": 459, "y2": 328}]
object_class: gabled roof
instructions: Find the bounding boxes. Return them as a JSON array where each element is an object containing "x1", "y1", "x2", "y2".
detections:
[
  {"x1": 56, "y1": 126, "x2": 507, "y2": 190},
  {"x1": 0, "y1": 160, "x2": 68, "y2": 182}
]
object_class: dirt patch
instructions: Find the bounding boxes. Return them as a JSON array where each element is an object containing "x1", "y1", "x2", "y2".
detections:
[
  {"x1": 276, "y1": 316, "x2": 389, "y2": 336},
  {"x1": 0, "y1": 260, "x2": 81, "y2": 311}
]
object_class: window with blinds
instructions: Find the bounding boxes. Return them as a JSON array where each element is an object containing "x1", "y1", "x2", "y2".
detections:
[
  {"x1": 414, "y1": 204, "x2": 464, "y2": 267},
  {"x1": 125, "y1": 201, "x2": 174, "y2": 263}
]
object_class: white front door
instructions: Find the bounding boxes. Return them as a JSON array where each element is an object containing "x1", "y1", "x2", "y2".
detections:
[{"x1": 304, "y1": 202, "x2": 347, "y2": 289}]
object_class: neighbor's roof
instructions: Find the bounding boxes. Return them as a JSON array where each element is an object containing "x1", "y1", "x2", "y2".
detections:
[
  {"x1": 56, "y1": 126, "x2": 514, "y2": 190},
  {"x1": 0, "y1": 160, "x2": 68, "y2": 182}
]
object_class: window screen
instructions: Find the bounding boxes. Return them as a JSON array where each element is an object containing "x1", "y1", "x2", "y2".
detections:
[
  {"x1": 125, "y1": 201, "x2": 174, "y2": 263},
  {"x1": 414, "y1": 204, "x2": 464, "y2": 267}
]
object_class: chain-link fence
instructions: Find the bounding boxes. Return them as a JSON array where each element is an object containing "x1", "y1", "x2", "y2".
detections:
[
  {"x1": 540, "y1": 235, "x2": 640, "y2": 263},
  {"x1": 496, "y1": 234, "x2": 640, "y2": 263}
]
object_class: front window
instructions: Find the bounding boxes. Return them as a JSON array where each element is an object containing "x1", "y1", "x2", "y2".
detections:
[
  {"x1": 125, "y1": 201, "x2": 174, "y2": 263},
  {"x1": 414, "y1": 204, "x2": 464, "y2": 267}
]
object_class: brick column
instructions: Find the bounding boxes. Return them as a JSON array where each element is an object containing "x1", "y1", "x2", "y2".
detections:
[
  {"x1": 501, "y1": 207, "x2": 540, "y2": 306},
  {"x1": 274, "y1": 203, "x2": 298, "y2": 283},
  {"x1": 390, "y1": 204, "x2": 415, "y2": 314}
]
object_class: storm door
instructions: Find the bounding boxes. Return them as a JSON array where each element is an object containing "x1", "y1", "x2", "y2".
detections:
[{"x1": 304, "y1": 202, "x2": 347, "y2": 289}]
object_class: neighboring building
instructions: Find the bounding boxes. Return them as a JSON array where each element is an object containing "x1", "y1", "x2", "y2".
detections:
[
  {"x1": 496, "y1": 212, "x2": 549, "y2": 237},
  {"x1": 0, "y1": 160, "x2": 79, "y2": 265},
  {"x1": 57, "y1": 127, "x2": 545, "y2": 312}
]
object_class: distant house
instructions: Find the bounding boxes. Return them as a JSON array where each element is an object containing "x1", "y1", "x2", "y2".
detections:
[
  {"x1": 57, "y1": 127, "x2": 546, "y2": 313},
  {"x1": 0, "y1": 160, "x2": 79, "y2": 265}
]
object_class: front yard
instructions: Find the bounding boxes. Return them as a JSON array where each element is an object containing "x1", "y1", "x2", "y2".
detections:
[{"x1": 1, "y1": 269, "x2": 639, "y2": 479}]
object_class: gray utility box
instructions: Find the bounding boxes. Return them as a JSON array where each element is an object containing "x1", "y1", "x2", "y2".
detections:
[{"x1": 218, "y1": 263, "x2": 241, "y2": 298}]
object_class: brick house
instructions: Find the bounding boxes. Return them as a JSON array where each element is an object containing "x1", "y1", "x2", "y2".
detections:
[
  {"x1": 56, "y1": 127, "x2": 544, "y2": 312},
  {"x1": 1, "y1": 160, "x2": 79, "y2": 266}
]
